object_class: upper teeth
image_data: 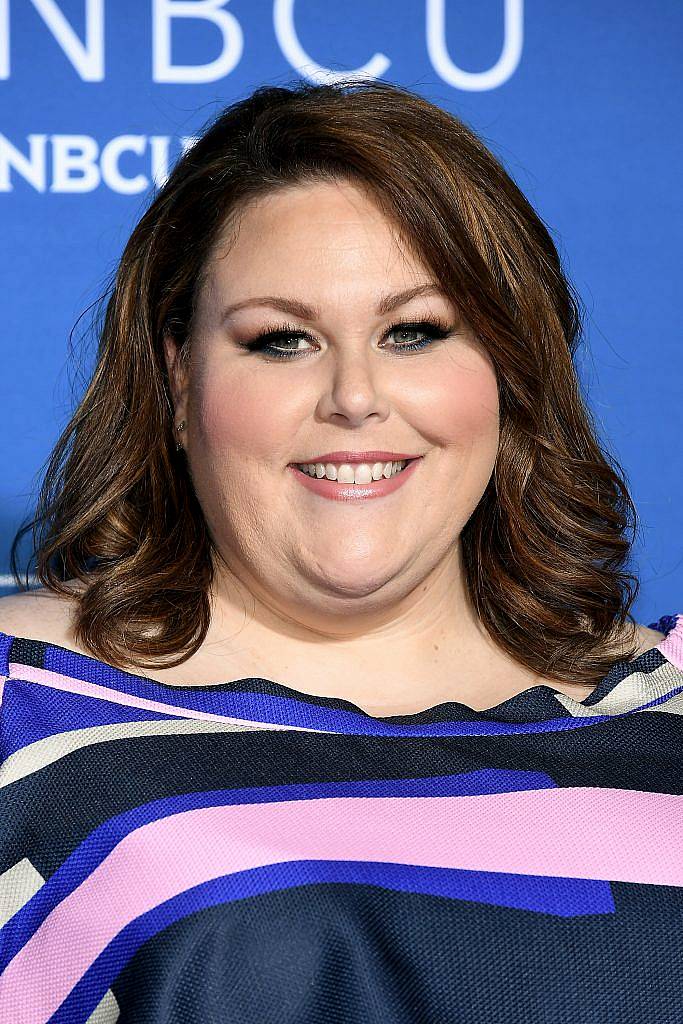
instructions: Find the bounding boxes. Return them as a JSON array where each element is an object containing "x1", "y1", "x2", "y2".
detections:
[{"x1": 296, "y1": 460, "x2": 408, "y2": 483}]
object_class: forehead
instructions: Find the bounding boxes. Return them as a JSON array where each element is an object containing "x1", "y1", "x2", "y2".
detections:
[{"x1": 203, "y1": 179, "x2": 429, "y2": 288}]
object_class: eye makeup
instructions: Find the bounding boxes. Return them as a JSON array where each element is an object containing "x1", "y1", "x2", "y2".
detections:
[{"x1": 240, "y1": 315, "x2": 456, "y2": 360}]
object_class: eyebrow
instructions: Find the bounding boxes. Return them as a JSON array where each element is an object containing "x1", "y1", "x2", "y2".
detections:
[{"x1": 220, "y1": 283, "x2": 447, "y2": 323}]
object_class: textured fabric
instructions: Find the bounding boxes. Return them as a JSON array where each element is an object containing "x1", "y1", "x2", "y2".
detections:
[{"x1": 0, "y1": 613, "x2": 682, "y2": 1023}]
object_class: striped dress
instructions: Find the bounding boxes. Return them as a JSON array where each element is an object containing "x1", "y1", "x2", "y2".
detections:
[{"x1": 1, "y1": 614, "x2": 682, "y2": 1023}]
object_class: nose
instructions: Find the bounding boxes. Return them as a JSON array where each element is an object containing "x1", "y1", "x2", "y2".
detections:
[{"x1": 316, "y1": 347, "x2": 391, "y2": 427}]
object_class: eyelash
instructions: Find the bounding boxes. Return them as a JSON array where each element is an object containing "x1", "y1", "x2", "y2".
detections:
[{"x1": 241, "y1": 317, "x2": 454, "y2": 360}]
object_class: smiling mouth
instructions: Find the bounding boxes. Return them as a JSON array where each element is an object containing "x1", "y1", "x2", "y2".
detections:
[{"x1": 291, "y1": 458, "x2": 417, "y2": 484}]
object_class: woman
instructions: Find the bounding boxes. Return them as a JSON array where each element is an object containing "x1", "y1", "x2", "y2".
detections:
[{"x1": 0, "y1": 78, "x2": 680, "y2": 1022}]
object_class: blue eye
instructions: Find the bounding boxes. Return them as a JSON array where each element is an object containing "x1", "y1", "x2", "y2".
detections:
[{"x1": 242, "y1": 319, "x2": 453, "y2": 360}]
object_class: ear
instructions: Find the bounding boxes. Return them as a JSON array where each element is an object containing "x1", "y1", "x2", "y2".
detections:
[{"x1": 162, "y1": 330, "x2": 189, "y2": 425}]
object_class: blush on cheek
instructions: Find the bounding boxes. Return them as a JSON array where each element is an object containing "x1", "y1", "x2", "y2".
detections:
[
  {"x1": 194, "y1": 371, "x2": 298, "y2": 466},
  {"x1": 459, "y1": 384, "x2": 499, "y2": 440},
  {"x1": 197, "y1": 388, "x2": 256, "y2": 454},
  {"x1": 437, "y1": 357, "x2": 499, "y2": 443}
]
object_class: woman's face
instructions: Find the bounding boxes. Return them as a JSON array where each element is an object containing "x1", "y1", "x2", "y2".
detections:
[{"x1": 164, "y1": 178, "x2": 500, "y2": 631}]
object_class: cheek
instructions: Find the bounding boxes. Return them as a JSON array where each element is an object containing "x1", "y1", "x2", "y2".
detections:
[
  {"x1": 191, "y1": 369, "x2": 292, "y2": 463},
  {"x1": 189, "y1": 348, "x2": 499, "y2": 472},
  {"x1": 423, "y1": 364, "x2": 499, "y2": 525},
  {"x1": 425, "y1": 358, "x2": 499, "y2": 452}
]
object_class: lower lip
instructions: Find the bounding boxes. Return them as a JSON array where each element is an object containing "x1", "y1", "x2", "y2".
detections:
[{"x1": 287, "y1": 458, "x2": 422, "y2": 501}]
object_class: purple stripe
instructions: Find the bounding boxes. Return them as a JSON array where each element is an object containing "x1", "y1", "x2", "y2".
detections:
[
  {"x1": 0, "y1": 677, "x2": 183, "y2": 758},
  {"x1": 0, "y1": 630, "x2": 13, "y2": 683},
  {"x1": 0, "y1": 767, "x2": 556, "y2": 971},
  {"x1": 9, "y1": 661, "x2": 627, "y2": 738},
  {"x1": 4, "y1": 784, "x2": 680, "y2": 1022},
  {"x1": 51, "y1": 859, "x2": 615, "y2": 1023}
]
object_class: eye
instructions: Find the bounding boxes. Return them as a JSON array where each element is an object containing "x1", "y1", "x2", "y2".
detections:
[{"x1": 241, "y1": 317, "x2": 454, "y2": 360}]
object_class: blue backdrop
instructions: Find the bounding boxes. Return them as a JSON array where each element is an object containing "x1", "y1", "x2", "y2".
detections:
[{"x1": 1, "y1": 0, "x2": 681, "y2": 622}]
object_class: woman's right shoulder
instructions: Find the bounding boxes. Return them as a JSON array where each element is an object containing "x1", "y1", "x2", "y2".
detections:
[{"x1": 0, "y1": 582, "x2": 84, "y2": 646}]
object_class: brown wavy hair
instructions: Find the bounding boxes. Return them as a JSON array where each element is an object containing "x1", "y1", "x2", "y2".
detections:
[{"x1": 10, "y1": 76, "x2": 641, "y2": 683}]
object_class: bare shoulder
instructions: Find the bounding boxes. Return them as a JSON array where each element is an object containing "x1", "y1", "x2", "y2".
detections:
[
  {"x1": 624, "y1": 622, "x2": 666, "y2": 660},
  {"x1": 0, "y1": 587, "x2": 668, "y2": 667},
  {"x1": 0, "y1": 582, "x2": 85, "y2": 647}
]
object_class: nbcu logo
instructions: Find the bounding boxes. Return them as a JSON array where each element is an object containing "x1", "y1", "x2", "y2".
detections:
[
  {"x1": 0, "y1": 0, "x2": 524, "y2": 90},
  {"x1": 0, "y1": 0, "x2": 525, "y2": 193}
]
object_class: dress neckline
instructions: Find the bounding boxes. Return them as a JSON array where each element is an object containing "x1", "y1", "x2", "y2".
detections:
[{"x1": 1, "y1": 614, "x2": 681, "y2": 728}]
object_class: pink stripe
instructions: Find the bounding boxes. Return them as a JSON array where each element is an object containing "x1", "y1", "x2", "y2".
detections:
[
  {"x1": 6, "y1": 663, "x2": 305, "y2": 733},
  {"x1": 1, "y1": 786, "x2": 682, "y2": 1021},
  {"x1": 658, "y1": 613, "x2": 683, "y2": 672}
]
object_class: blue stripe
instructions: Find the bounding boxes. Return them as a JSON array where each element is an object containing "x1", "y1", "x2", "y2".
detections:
[
  {"x1": 36, "y1": 642, "x2": 656, "y2": 736},
  {"x1": 0, "y1": 631, "x2": 13, "y2": 682},
  {"x1": 51, "y1": 858, "x2": 616, "y2": 1023},
  {"x1": 0, "y1": 678, "x2": 183, "y2": 758},
  {"x1": 0, "y1": 767, "x2": 558, "y2": 970}
]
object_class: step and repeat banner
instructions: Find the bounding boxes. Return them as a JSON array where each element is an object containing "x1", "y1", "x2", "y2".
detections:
[{"x1": 1, "y1": 1, "x2": 681, "y2": 619}]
